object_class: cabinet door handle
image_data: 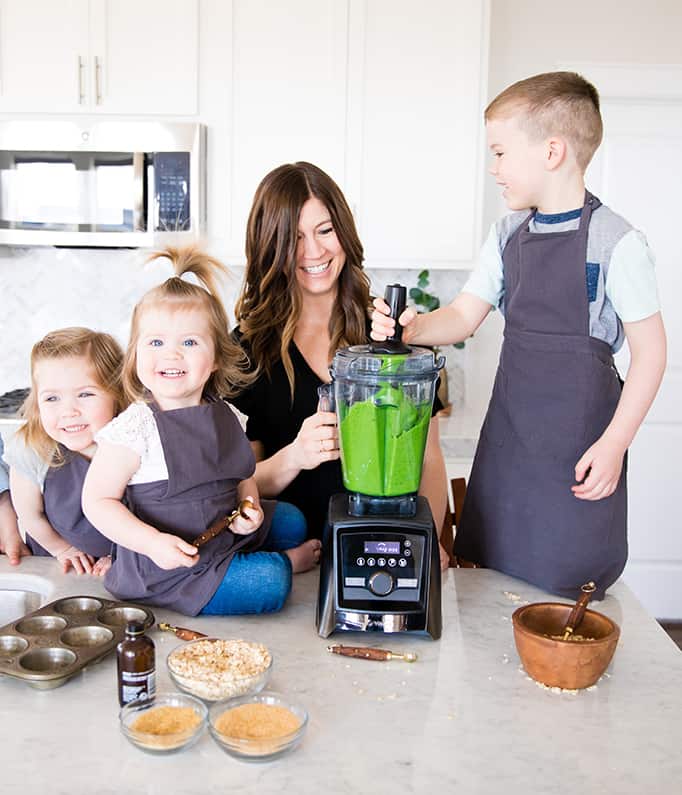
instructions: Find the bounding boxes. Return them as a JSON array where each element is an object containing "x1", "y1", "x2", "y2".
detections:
[
  {"x1": 95, "y1": 56, "x2": 102, "y2": 105},
  {"x1": 77, "y1": 55, "x2": 86, "y2": 104}
]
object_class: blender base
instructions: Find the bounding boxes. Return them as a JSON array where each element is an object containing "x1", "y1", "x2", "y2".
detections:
[{"x1": 316, "y1": 494, "x2": 442, "y2": 640}]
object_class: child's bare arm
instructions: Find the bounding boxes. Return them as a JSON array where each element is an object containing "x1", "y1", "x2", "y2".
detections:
[
  {"x1": 371, "y1": 291, "x2": 492, "y2": 347},
  {"x1": 573, "y1": 312, "x2": 666, "y2": 501},
  {"x1": 82, "y1": 440, "x2": 198, "y2": 569},
  {"x1": 8, "y1": 468, "x2": 95, "y2": 574},
  {"x1": 0, "y1": 490, "x2": 30, "y2": 565}
]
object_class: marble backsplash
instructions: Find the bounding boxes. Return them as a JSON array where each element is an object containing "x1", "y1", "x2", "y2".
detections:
[{"x1": 0, "y1": 246, "x2": 469, "y2": 408}]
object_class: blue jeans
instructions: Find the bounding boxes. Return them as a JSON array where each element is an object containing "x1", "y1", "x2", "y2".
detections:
[{"x1": 200, "y1": 502, "x2": 307, "y2": 615}]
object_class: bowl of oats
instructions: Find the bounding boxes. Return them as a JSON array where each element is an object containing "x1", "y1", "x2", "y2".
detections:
[
  {"x1": 166, "y1": 638, "x2": 272, "y2": 702},
  {"x1": 208, "y1": 691, "x2": 308, "y2": 762},
  {"x1": 512, "y1": 602, "x2": 620, "y2": 690},
  {"x1": 119, "y1": 692, "x2": 207, "y2": 754}
]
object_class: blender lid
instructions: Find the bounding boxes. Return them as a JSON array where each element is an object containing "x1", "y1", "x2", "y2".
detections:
[{"x1": 331, "y1": 344, "x2": 444, "y2": 377}]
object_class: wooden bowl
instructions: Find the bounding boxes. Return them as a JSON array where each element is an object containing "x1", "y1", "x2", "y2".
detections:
[{"x1": 512, "y1": 602, "x2": 620, "y2": 689}]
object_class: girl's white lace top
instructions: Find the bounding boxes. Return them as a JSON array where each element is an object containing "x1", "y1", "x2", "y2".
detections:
[
  {"x1": 96, "y1": 402, "x2": 168, "y2": 484},
  {"x1": 95, "y1": 400, "x2": 248, "y2": 486}
]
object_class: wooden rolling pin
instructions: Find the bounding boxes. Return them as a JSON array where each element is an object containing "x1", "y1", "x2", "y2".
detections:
[{"x1": 327, "y1": 644, "x2": 417, "y2": 662}]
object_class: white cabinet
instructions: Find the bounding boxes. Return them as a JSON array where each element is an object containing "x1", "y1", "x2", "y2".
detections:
[
  {"x1": 0, "y1": 0, "x2": 90, "y2": 113},
  {"x1": 0, "y1": 0, "x2": 198, "y2": 114},
  {"x1": 347, "y1": 0, "x2": 488, "y2": 269},
  {"x1": 221, "y1": 0, "x2": 489, "y2": 269},
  {"x1": 227, "y1": 0, "x2": 349, "y2": 250}
]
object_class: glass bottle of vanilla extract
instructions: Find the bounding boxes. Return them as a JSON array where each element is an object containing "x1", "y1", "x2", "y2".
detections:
[{"x1": 117, "y1": 620, "x2": 156, "y2": 706}]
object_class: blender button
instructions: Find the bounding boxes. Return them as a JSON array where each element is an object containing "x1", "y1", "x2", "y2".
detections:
[
  {"x1": 345, "y1": 576, "x2": 366, "y2": 587},
  {"x1": 356, "y1": 557, "x2": 365, "y2": 566},
  {"x1": 388, "y1": 558, "x2": 397, "y2": 567},
  {"x1": 398, "y1": 558, "x2": 407, "y2": 567},
  {"x1": 367, "y1": 557, "x2": 376, "y2": 566},
  {"x1": 404, "y1": 539, "x2": 412, "y2": 548},
  {"x1": 397, "y1": 578, "x2": 418, "y2": 588},
  {"x1": 377, "y1": 557, "x2": 386, "y2": 567},
  {"x1": 404, "y1": 548, "x2": 412, "y2": 557}
]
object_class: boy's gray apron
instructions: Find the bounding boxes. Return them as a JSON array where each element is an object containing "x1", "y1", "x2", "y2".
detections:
[
  {"x1": 26, "y1": 450, "x2": 113, "y2": 558},
  {"x1": 454, "y1": 193, "x2": 627, "y2": 599},
  {"x1": 104, "y1": 399, "x2": 274, "y2": 615}
]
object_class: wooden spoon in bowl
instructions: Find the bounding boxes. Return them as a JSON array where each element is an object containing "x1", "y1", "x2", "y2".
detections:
[{"x1": 561, "y1": 581, "x2": 597, "y2": 640}]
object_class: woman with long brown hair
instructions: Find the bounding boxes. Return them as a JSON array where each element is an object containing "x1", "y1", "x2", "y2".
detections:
[{"x1": 233, "y1": 162, "x2": 449, "y2": 567}]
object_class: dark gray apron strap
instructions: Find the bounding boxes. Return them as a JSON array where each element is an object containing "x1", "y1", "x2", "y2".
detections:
[{"x1": 42, "y1": 450, "x2": 113, "y2": 558}]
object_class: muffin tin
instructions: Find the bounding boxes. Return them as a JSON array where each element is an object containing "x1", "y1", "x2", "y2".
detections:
[{"x1": 0, "y1": 595, "x2": 155, "y2": 690}]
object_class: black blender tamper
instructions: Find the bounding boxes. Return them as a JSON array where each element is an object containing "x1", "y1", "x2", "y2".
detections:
[{"x1": 370, "y1": 284, "x2": 410, "y2": 355}]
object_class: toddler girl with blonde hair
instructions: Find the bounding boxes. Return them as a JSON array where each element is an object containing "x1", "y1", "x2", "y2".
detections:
[
  {"x1": 83, "y1": 246, "x2": 319, "y2": 615},
  {"x1": 4, "y1": 327, "x2": 125, "y2": 575}
]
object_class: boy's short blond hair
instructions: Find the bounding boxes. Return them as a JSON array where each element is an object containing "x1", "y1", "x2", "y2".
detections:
[{"x1": 485, "y1": 71, "x2": 603, "y2": 171}]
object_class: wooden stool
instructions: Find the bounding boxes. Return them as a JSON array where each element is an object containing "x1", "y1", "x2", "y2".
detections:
[{"x1": 440, "y1": 477, "x2": 467, "y2": 568}]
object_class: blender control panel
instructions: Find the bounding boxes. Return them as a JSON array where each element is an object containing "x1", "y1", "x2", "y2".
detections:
[{"x1": 337, "y1": 529, "x2": 425, "y2": 607}]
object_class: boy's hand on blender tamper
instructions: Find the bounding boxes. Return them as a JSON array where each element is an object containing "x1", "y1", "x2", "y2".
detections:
[{"x1": 371, "y1": 297, "x2": 418, "y2": 343}]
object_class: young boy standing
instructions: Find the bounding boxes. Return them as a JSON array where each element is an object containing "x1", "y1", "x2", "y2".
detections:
[{"x1": 372, "y1": 72, "x2": 666, "y2": 599}]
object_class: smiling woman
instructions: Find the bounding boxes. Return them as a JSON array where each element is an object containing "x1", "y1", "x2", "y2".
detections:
[{"x1": 231, "y1": 163, "x2": 449, "y2": 565}]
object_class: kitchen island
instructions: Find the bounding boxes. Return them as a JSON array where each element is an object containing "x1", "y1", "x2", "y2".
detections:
[{"x1": 1, "y1": 557, "x2": 680, "y2": 794}]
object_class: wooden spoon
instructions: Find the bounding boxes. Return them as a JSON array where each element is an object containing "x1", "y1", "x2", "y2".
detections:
[
  {"x1": 561, "y1": 581, "x2": 597, "y2": 640},
  {"x1": 192, "y1": 498, "x2": 255, "y2": 549}
]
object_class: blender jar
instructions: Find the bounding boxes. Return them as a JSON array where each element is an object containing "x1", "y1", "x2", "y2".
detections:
[{"x1": 331, "y1": 344, "x2": 444, "y2": 516}]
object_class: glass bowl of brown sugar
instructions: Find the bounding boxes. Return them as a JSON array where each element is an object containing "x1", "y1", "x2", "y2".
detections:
[
  {"x1": 208, "y1": 691, "x2": 308, "y2": 762},
  {"x1": 119, "y1": 692, "x2": 207, "y2": 754}
]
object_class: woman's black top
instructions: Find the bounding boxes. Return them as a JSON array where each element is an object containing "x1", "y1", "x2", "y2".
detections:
[{"x1": 230, "y1": 333, "x2": 443, "y2": 540}]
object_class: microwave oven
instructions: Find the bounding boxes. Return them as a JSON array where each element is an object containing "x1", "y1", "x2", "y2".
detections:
[{"x1": 0, "y1": 120, "x2": 205, "y2": 247}]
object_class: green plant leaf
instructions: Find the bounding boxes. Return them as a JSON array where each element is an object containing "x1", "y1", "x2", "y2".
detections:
[
  {"x1": 453, "y1": 341, "x2": 465, "y2": 349},
  {"x1": 409, "y1": 287, "x2": 423, "y2": 302}
]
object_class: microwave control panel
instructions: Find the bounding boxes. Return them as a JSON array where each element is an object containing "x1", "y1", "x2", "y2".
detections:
[{"x1": 154, "y1": 152, "x2": 190, "y2": 231}]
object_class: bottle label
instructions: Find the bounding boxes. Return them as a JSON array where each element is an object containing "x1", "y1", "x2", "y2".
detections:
[{"x1": 120, "y1": 669, "x2": 156, "y2": 705}]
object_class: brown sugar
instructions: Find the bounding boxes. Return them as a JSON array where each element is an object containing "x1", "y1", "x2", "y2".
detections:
[
  {"x1": 130, "y1": 705, "x2": 202, "y2": 748},
  {"x1": 215, "y1": 703, "x2": 300, "y2": 740}
]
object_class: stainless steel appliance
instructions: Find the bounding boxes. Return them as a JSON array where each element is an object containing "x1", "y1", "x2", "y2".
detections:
[
  {"x1": 316, "y1": 285, "x2": 444, "y2": 640},
  {"x1": 0, "y1": 120, "x2": 205, "y2": 247}
]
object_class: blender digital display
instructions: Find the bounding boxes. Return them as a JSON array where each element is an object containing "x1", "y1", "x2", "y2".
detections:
[{"x1": 364, "y1": 541, "x2": 400, "y2": 555}]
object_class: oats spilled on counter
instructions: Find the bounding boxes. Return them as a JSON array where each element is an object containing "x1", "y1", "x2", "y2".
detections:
[{"x1": 168, "y1": 639, "x2": 271, "y2": 700}]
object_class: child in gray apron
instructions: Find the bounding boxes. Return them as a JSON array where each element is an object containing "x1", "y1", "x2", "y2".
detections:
[
  {"x1": 83, "y1": 247, "x2": 321, "y2": 616},
  {"x1": 3, "y1": 327, "x2": 125, "y2": 575},
  {"x1": 371, "y1": 72, "x2": 665, "y2": 600}
]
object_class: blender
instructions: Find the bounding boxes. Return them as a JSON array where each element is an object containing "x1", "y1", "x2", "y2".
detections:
[{"x1": 316, "y1": 285, "x2": 444, "y2": 640}]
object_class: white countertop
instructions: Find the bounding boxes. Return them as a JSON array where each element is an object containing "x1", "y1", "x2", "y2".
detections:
[{"x1": 1, "y1": 558, "x2": 680, "y2": 794}]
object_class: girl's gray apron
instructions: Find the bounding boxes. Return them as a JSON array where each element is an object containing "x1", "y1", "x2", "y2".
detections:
[
  {"x1": 104, "y1": 399, "x2": 274, "y2": 616},
  {"x1": 454, "y1": 193, "x2": 627, "y2": 599},
  {"x1": 26, "y1": 450, "x2": 113, "y2": 558}
]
